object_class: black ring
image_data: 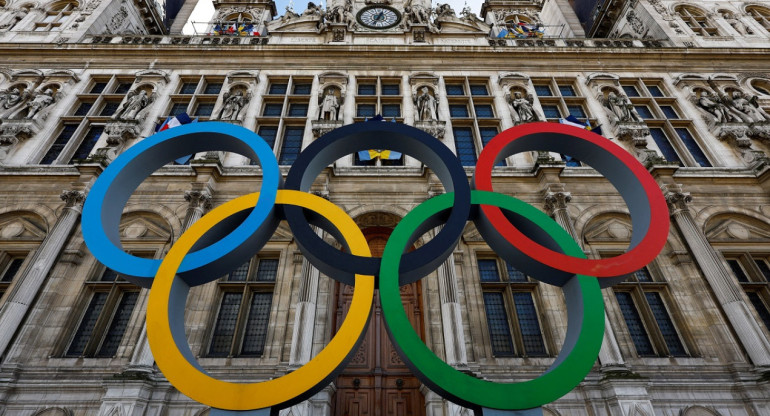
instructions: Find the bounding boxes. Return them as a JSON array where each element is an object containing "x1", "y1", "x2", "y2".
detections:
[{"x1": 284, "y1": 122, "x2": 471, "y2": 286}]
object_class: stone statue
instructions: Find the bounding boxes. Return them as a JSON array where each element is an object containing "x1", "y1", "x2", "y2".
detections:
[
  {"x1": 435, "y1": 3, "x2": 456, "y2": 19},
  {"x1": 24, "y1": 89, "x2": 55, "y2": 119},
  {"x1": 508, "y1": 91, "x2": 538, "y2": 124},
  {"x1": 325, "y1": 0, "x2": 355, "y2": 30},
  {"x1": 0, "y1": 8, "x2": 29, "y2": 30},
  {"x1": 722, "y1": 12, "x2": 750, "y2": 35},
  {"x1": 404, "y1": 4, "x2": 438, "y2": 32},
  {"x1": 1, "y1": 88, "x2": 22, "y2": 109},
  {"x1": 281, "y1": 6, "x2": 300, "y2": 23},
  {"x1": 696, "y1": 90, "x2": 735, "y2": 123},
  {"x1": 727, "y1": 90, "x2": 770, "y2": 123},
  {"x1": 318, "y1": 89, "x2": 340, "y2": 121},
  {"x1": 605, "y1": 91, "x2": 642, "y2": 122},
  {"x1": 415, "y1": 86, "x2": 438, "y2": 121},
  {"x1": 112, "y1": 89, "x2": 152, "y2": 121},
  {"x1": 303, "y1": 2, "x2": 324, "y2": 17},
  {"x1": 219, "y1": 90, "x2": 249, "y2": 120},
  {"x1": 460, "y1": 5, "x2": 480, "y2": 23}
]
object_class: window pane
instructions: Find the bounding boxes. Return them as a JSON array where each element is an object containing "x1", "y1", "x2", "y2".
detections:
[
  {"x1": 356, "y1": 104, "x2": 376, "y2": 117},
  {"x1": 100, "y1": 268, "x2": 119, "y2": 282},
  {"x1": 96, "y1": 291, "x2": 138, "y2": 357},
  {"x1": 268, "y1": 83, "x2": 287, "y2": 94},
  {"x1": 483, "y1": 292, "x2": 515, "y2": 356},
  {"x1": 449, "y1": 105, "x2": 469, "y2": 118},
  {"x1": 1, "y1": 258, "x2": 25, "y2": 282},
  {"x1": 478, "y1": 259, "x2": 500, "y2": 282},
  {"x1": 100, "y1": 102, "x2": 120, "y2": 116},
  {"x1": 66, "y1": 292, "x2": 108, "y2": 356},
  {"x1": 615, "y1": 292, "x2": 655, "y2": 356},
  {"x1": 660, "y1": 106, "x2": 679, "y2": 119},
  {"x1": 257, "y1": 126, "x2": 278, "y2": 149},
  {"x1": 728, "y1": 259, "x2": 750, "y2": 282},
  {"x1": 634, "y1": 106, "x2": 653, "y2": 119},
  {"x1": 675, "y1": 128, "x2": 711, "y2": 167},
  {"x1": 649, "y1": 128, "x2": 681, "y2": 165},
  {"x1": 635, "y1": 268, "x2": 653, "y2": 282},
  {"x1": 279, "y1": 126, "x2": 304, "y2": 165},
  {"x1": 209, "y1": 292, "x2": 243, "y2": 356},
  {"x1": 114, "y1": 83, "x2": 132, "y2": 94},
  {"x1": 168, "y1": 102, "x2": 189, "y2": 116},
  {"x1": 195, "y1": 103, "x2": 215, "y2": 116},
  {"x1": 446, "y1": 84, "x2": 464, "y2": 95},
  {"x1": 227, "y1": 261, "x2": 251, "y2": 281},
  {"x1": 203, "y1": 83, "x2": 222, "y2": 95},
  {"x1": 647, "y1": 85, "x2": 664, "y2": 97},
  {"x1": 622, "y1": 85, "x2": 640, "y2": 97},
  {"x1": 470, "y1": 84, "x2": 488, "y2": 95},
  {"x1": 293, "y1": 83, "x2": 311, "y2": 95},
  {"x1": 513, "y1": 292, "x2": 546, "y2": 356},
  {"x1": 645, "y1": 292, "x2": 686, "y2": 356},
  {"x1": 357, "y1": 84, "x2": 376, "y2": 95},
  {"x1": 382, "y1": 104, "x2": 400, "y2": 117},
  {"x1": 241, "y1": 292, "x2": 272, "y2": 355},
  {"x1": 479, "y1": 127, "x2": 504, "y2": 165},
  {"x1": 506, "y1": 263, "x2": 527, "y2": 282},
  {"x1": 747, "y1": 292, "x2": 770, "y2": 332},
  {"x1": 534, "y1": 85, "x2": 552, "y2": 96},
  {"x1": 453, "y1": 127, "x2": 476, "y2": 166},
  {"x1": 288, "y1": 103, "x2": 308, "y2": 117},
  {"x1": 40, "y1": 125, "x2": 78, "y2": 164},
  {"x1": 74, "y1": 102, "x2": 93, "y2": 116},
  {"x1": 754, "y1": 259, "x2": 770, "y2": 281},
  {"x1": 558, "y1": 85, "x2": 576, "y2": 96},
  {"x1": 567, "y1": 105, "x2": 586, "y2": 118},
  {"x1": 90, "y1": 82, "x2": 107, "y2": 94},
  {"x1": 263, "y1": 103, "x2": 283, "y2": 116},
  {"x1": 69, "y1": 126, "x2": 104, "y2": 162},
  {"x1": 179, "y1": 82, "x2": 198, "y2": 94},
  {"x1": 256, "y1": 259, "x2": 278, "y2": 281},
  {"x1": 541, "y1": 105, "x2": 561, "y2": 118},
  {"x1": 475, "y1": 105, "x2": 494, "y2": 118},
  {"x1": 381, "y1": 84, "x2": 400, "y2": 95}
]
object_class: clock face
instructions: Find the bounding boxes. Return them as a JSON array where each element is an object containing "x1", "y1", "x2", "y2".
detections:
[{"x1": 357, "y1": 6, "x2": 401, "y2": 29}]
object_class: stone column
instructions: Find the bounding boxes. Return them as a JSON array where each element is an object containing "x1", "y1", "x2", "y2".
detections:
[
  {"x1": 543, "y1": 185, "x2": 626, "y2": 369},
  {"x1": 289, "y1": 253, "x2": 321, "y2": 366},
  {"x1": 436, "y1": 252, "x2": 469, "y2": 366},
  {"x1": 663, "y1": 184, "x2": 770, "y2": 367},
  {"x1": 127, "y1": 188, "x2": 213, "y2": 370},
  {"x1": 0, "y1": 190, "x2": 84, "y2": 358}
]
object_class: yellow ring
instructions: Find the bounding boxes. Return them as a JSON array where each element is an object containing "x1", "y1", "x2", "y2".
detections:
[{"x1": 147, "y1": 190, "x2": 374, "y2": 410}]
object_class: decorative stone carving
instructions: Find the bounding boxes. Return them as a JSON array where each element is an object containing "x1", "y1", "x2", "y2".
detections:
[
  {"x1": 724, "y1": 89, "x2": 770, "y2": 124},
  {"x1": 318, "y1": 87, "x2": 341, "y2": 121},
  {"x1": 614, "y1": 123, "x2": 668, "y2": 166},
  {"x1": 543, "y1": 188, "x2": 572, "y2": 217},
  {"x1": 602, "y1": 91, "x2": 643, "y2": 123},
  {"x1": 507, "y1": 91, "x2": 538, "y2": 124},
  {"x1": 0, "y1": 119, "x2": 37, "y2": 162},
  {"x1": 112, "y1": 88, "x2": 154, "y2": 121},
  {"x1": 218, "y1": 89, "x2": 250, "y2": 121},
  {"x1": 331, "y1": 26, "x2": 346, "y2": 42},
  {"x1": 414, "y1": 120, "x2": 446, "y2": 138},
  {"x1": 435, "y1": 3, "x2": 456, "y2": 19},
  {"x1": 721, "y1": 11, "x2": 751, "y2": 35},
  {"x1": 0, "y1": 7, "x2": 29, "y2": 30},
  {"x1": 712, "y1": 123, "x2": 769, "y2": 165},
  {"x1": 694, "y1": 89, "x2": 738, "y2": 123},
  {"x1": 108, "y1": 6, "x2": 129, "y2": 33},
  {"x1": 626, "y1": 9, "x2": 645, "y2": 34},
  {"x1": 0, "y1": 86, "x2": 24, "y2": 111},
  {"x1": 91, "y1": 121, "x2": 140, "y2": 163},
  {"x1": 60, "y1": 189, "x2": 86, "y2": 208},
  {"x1": 311, "y1": 120, "x2": 343, "y2": 138},
  {"x1": 22, "y1": 88, "x2": 56, "y2": 120},
  {"x1": 184, "y1": 189, "x2": 213, "y2": 211},
  {"x1": 414, "y1": 86, "x2": 438, "y2": 121},
  {"x1": 325, "y1": 0, "x2": 356, "y2": 31},
  {"x1": 405, "y1": 4, "x2": 438, "y2": 33}
]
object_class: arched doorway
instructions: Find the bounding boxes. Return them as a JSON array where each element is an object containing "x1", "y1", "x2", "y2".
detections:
[{"x1": 332, "y1": 225, "x2": 426, "y2": 416}]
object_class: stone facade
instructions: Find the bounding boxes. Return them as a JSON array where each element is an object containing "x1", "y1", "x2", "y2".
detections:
[{"x1": 0, "y1": 0, "x2": 769, "y2": 415}]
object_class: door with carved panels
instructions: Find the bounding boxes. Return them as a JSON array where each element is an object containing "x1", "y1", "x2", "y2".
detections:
[{"x1": 332, "y1": 227, "x2": 426, "y2": 416}]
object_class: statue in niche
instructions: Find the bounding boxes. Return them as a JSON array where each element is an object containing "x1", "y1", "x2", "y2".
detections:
[
  {"x1": 696, "y1": 89, "x2": 736, "y2": 123},
  {"x1": 604, "y1": 91, "x2": 642, "y2": 122},
  {"x1": 23, "y1": 88, "x2": 55, "y2": 119},
  {"x1": 508, "y1": 91, "x2": 538, "y2": 124},
  {"x1": 219, "y1": 90, "x2": 249, "y2": 120},
  {"x1": 415, "y1": 86, "x2": 438, "y2": 121},
  {"x1": 726, "y1": 90, "x2": 770, "y2": 123},
  {"x1": 722, "y1": 12, "x2": 751, "y2": 35},
  {"x1": 0, "y1": 7, "x2": 29, "y2": 30},
  {"x1": 435, "y1": 3, "x2": 456, "y2": 19},
  {"x1": 112, "y1": 89, "x2": 153, "y2": 121},
  {"x1": 1, "y1": 87, "x2": 23, "y2": 109},
  {"x1": 318, "y1": 88, "x2": 340, "y2": 121}
]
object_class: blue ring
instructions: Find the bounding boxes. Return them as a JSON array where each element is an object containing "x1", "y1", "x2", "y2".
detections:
[{"x1": 81, "y1": 122, "x2": 280, "y2": 288}]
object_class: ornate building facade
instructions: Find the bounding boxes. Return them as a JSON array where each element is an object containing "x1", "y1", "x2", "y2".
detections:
[{"x1": 0, "y1": 0, "x2": 769, "y2": 415}]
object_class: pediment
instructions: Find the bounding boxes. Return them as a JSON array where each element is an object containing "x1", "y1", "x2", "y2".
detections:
[
  {"x1": 0, "y1": 215, "x2": 47, "y2": 240},
  {"x1": 584, "y1": 218, "x2": 633, "y2": 242},
  {"x1": 118, "y1": 216, "x2": 171, "y2": 240},
  {"x1": 705, "y1": 218, "x2": 770, "y2": 241}
]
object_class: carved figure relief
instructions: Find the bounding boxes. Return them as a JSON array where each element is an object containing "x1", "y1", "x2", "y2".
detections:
[
  {"x1": 23, "y1": 88, "x2": 56, "y2": 119},
  {"x1": 0, "y1": 7, "x2": 29, "y2": 30},
  {"x1": 694, "y1": 89, "x2": 737, "y2": 123},
  {"x1": 434, "y1": 3, "x2": 456, "y2": 19},
  {"x1": 0, "y1": 86, "x2": 23, "y2": 109},
  {"x1": 108, "y1": 6, "x2": 129, "y2": 33},
  {"x1": 112, "y1": 88, "x2": 154, "y2": 121},
  {"x1": 725, "y1": 89, "x2": 770, "y2": 123},
  {"x1": 603, "y1": 90, "x2": 643, "y2": 122},
  {"x1": 414, "y1": 86, "x2": 438, "y2": 121},
  {"x1": 219, "y1": 89, "x2": 250, "y2": 121},
  {"x1": 721, "y1": 11, "x2": 751, "y2": 35},
  {"x1": 626, "y1": 9, "x2": 645, "y2": 34},
  {"x1": 318, "y1": 87, "x2": 341, "y2": 121}
]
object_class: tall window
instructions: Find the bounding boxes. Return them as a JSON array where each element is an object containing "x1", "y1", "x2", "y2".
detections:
[
  {"x1": 0, "y1": 253, "x2": 26, "y2": 301},
  {"x1": 621, "y1": 78, "x2": 712, "y2": 167},
  {"x1": 676, "y1": 6, "x2": 720, "y2": 37},
  {"x1": 477, "y1": 258, "x2": 547, "y2": 357},
  {"x1": 167, "y1": 76, "x2": 223, "y2": 119},
  {"x1": 255, "y1": 77, "x2": 310, "y2": 166},
  {"x1": 65, "y1": 267, "x2": 140, "y2": 357},
  {"x1": 352, "y1": 77, "x2": 403, "y2": 166},
  {"x1": 208, "y1": 256, "x2": 278, "y2": 357},
  {"x1": 532, "y1": 78, "x2": 592, "y2": 125},
  {"x1": 747, "y1": 6, "x2": 770, "y2": 33},
  {"x1": 613, "y1": 268, "x2": 688, "y2": 357},
  {"x1": 35, "y1": 1, "x2": 76, "y2": 31},
  {"x1": 724, "y1": 254, "x2": 770, "y2": 333},
  {"x1": 445, "y1": 77, "x2": 501, "y2": 166}
]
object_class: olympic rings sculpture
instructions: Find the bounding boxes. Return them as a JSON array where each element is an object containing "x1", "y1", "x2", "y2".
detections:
[{"x1": 81, "y1": 121, "x2": 669, "y2": 415}]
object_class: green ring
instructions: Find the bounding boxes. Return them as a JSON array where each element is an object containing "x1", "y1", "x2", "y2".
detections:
[{"x1": 380, "y1": 190, "x2": 604, "y2": 411}]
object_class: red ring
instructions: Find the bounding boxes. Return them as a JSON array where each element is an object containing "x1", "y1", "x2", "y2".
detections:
[{"x1": 474, "y1": 122, "x2": 669, "y2": 280}]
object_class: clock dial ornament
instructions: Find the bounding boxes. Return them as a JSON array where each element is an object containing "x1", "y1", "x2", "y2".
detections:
[{"x1": 357, "y1": 5, "x2": 401, "y2": 29}]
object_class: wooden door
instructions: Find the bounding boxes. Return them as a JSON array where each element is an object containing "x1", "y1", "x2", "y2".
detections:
[{"x1": 332, "y1": 227, "x2": 426, "y2": 416}]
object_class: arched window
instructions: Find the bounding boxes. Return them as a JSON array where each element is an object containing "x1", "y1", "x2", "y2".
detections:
[
  {"x1": 746, "y1": 5, "x2": 770, "y2": 32},
  {"x1": 675, "y1": 5, "x2": 719, "y2": 37},
  {"x1": 35, "y1": 0, "x2": 77, "y2": 31}
]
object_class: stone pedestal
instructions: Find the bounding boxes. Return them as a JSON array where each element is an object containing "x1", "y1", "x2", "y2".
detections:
[
  {"x1": 414, "y1": 120, "x2": 446, "y2": 139},
  {"x1": 0, "y1": 119, "x2": 41, "y2": 162},
  {"x1": 311, "y1": 119, "x2": 343, "y2": 138},
  {"x1": 713, "y1": 123, "x2": 769, "y2": 166},
  {"x1": 91, "y1": 120, "x2": 141, "y2": 164},
  {"x1": 614, "y1": 122, "x2": 666, "y2": 166}
]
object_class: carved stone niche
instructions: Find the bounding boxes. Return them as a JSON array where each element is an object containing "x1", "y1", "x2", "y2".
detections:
[
  {"x1": 0, "y1": 81, "x2": 33, "y2": 120},
  {"x1": 311, "y1": 71, "x2": 347, "y2": 138},
  {"x1": 409, "y1": 72, "x2": 445, "y2": 138},
  {"x1": 214, "y1": 70, "x2": 259, "y2": 124}
]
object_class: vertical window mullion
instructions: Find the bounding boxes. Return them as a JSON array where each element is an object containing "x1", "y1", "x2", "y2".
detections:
[
  {"x1": 512, "y1": 291, "x2": 546, "y2": 356},
  {"x1": 644, "y1": 291, "x2": 686, "y2": 356},
  {"x1": 209, "y1": 291, "x2": 244, "y2": 357},
  {"x1": 615, "y1": 291, "x2": 656, "y2": 356},
  {"x1": 241, "y1": 291, "x2": 273, "y2": 356},
  {"x1": 96, "y1": 290, "x2": 139, "y2": 357},
  {"x1": 66, "y1": 292, "x2": 109, "y2": 357},
  {"x1": 482, "y1": 292, "x2": 516, "y2": 356}
]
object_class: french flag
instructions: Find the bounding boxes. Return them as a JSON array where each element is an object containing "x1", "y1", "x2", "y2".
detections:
[{"x1": 155, "y1": 113, "x2": 198, "y2": 164}]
